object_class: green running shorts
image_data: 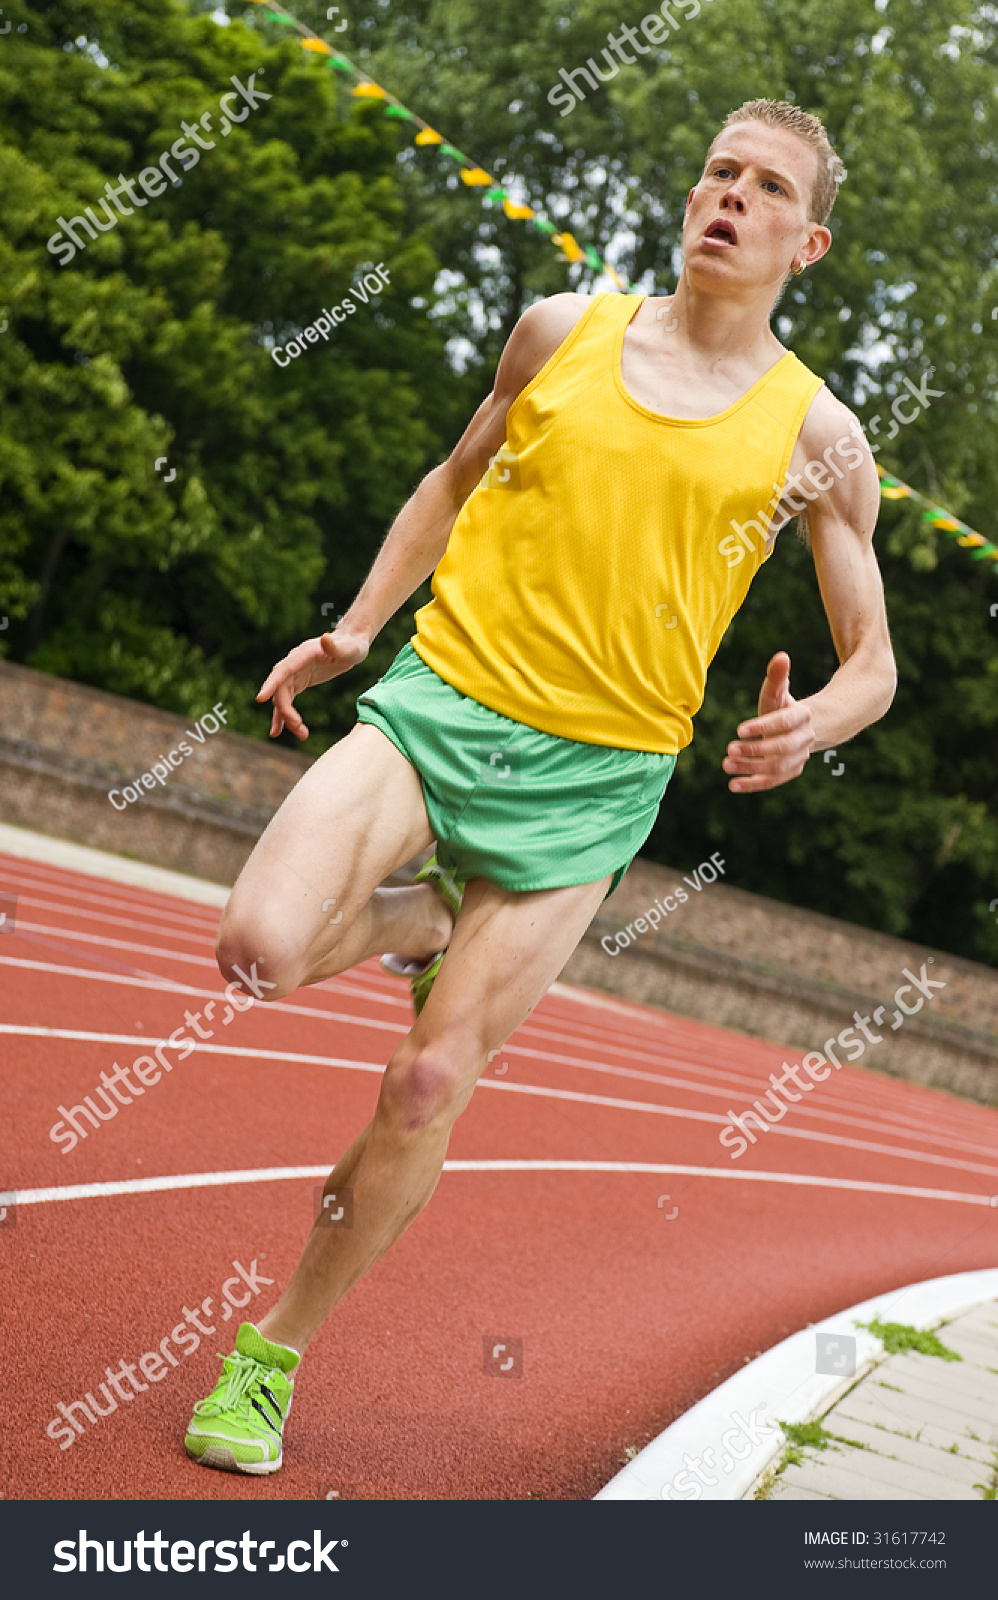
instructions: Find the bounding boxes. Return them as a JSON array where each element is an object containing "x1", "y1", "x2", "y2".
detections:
[{"x1": 356, "y1": 642, "x2": 676, "y2": 897}]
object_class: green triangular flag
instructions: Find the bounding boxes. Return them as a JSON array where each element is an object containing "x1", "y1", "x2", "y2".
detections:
[
  {"x1": 485, "y1": 186, "x2": 509, "y2": 201},
  {"x1": 439, "y1": 144, "x2": 466, "y2": 160},
  {"x1": 385, "y1": 104, "x2": 414, "y2": 120},
  {"x1": 532, "y1": 217, "x2": 558, "y2": 234},
  {"x1": 583, "y1": 245, "x2": 603, "y2": 271},
  {"x1": 327, "y1": 54, "x2": 353, "y2": 71}
]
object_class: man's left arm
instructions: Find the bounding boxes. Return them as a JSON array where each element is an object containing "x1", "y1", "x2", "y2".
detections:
[{"x1": 723, "y1": 398, "x2": 897, "y2": 793}]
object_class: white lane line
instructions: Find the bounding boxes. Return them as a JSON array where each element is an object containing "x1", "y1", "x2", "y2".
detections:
[
  {"x1": 14, "y1": 920, "x2": 221, "y2": 968},
  {"x1": 7, "y1": 895, "x2": 216, "y2": 945},
  {"x1": 8, "y1": 1013, "x2": 996, "y2": 1175},
  {"x1": 7, "y1": 945, "x2": 988, "y2": 1152},
  {"x1": 0, "y1": 829, "x2": 231, "y2": 906},
  {"x1": 0, "y1": 962, "x2": 409, "y2": 1034},
  {"x1": 9, "y1": 923, "x2": 409, "y2": 1011},
  {"x1": 490, "y1": 1039, "x2": 998, "y2": 1160},
  {"x1": 7, "y1": 1025, "x2": 998, "y2": 1180},
  {"x1": 0, "y1": 864, "x2": 222, "y2": 927},
  {"x1": 482, "y1": 1079, "x2": 998, "y2": 1178},
  {"x1": 6, "y1": 1161, "x2": 996, "y2": 1209}
]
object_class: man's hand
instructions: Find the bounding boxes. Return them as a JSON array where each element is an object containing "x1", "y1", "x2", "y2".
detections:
[
  {"x1": 722, "y1": 652, "x2": 816, "y2": 793},
  {"x1": 256, "y1": 626, "x2": 370, "y2": 741}
]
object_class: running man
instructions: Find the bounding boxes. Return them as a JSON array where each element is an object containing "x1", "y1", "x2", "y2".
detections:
[{"x1": 184, "y1": 99, "x2": 896, "y2": 1474}]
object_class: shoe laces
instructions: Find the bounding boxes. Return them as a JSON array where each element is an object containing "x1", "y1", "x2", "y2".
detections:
[{"x1": 195, "y1": 1350, "x2": 274, "y2": 1418}]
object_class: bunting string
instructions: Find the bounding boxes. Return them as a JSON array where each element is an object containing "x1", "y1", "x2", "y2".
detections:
[
  {"x1": 249, "y1": 3, "x2": 995, "y2": 566},
  {"x1": 877, "y1": 466, "x2": 998, "y2": 566},
  {"x1": 247, "y1": 0, "x2": 629, "y2": 286}
]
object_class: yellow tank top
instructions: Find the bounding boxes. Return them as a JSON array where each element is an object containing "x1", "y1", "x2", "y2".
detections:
[{"x1": 413, "y1": 292, "x2": 824, "y2": 752}]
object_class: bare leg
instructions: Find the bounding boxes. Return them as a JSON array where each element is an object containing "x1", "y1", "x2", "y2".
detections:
[
  {"x1": 257, "y1": 871, "x2": 611, "y2": 1351},
  {"x1": 216, "y1": 722, "x2": 452, "y2": 997}
]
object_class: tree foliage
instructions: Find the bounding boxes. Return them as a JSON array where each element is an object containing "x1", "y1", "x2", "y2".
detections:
[{"x1": 0, "y1": 0, "x2": 466, "y2": 734}]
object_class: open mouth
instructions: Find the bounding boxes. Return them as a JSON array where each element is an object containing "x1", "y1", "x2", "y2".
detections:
[{"x1": 704, "y1": 218, "x2": 738, "y2": 247}]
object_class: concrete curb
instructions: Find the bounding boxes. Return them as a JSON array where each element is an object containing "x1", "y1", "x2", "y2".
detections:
[
  {"x1": 0, "y1": 821, "x2": 230, "y2": 907},
  {"x1": 594, "y1": 1268, "x2": 998, "y2": 1501}
]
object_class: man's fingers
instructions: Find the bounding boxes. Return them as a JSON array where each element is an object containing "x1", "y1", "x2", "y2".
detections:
[
  {"x1": 725, "y1": 731, "x2": 812, "y2": 766},
  {"x1": 728, "y1": 768, "x2": 804, "y2": 793},
  {"x1": 737, "y1": 705, "x2": 811, "y2": 740},
  {"x1": 257, "y1": 653, "x2": 295, "y2": 702}
]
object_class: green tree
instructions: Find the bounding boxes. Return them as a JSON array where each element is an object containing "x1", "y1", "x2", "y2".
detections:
[{"x1": 0, "y1": 0, "x2": 467, "y2": 736}]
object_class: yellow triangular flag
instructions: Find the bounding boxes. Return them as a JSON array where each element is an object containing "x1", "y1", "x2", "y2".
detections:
[
  {"x1": 415, "y1": 128, "x2": 443, "y2": 145},
  {"x1": 553, "y1": 232, "x2": 585, "y2": 263},
  {"x1": 460, "y1": 168, "x2": 494, "y2": 186},
  {"x1": 301, "y1": 38, "x2": 332, "y2": 55},
  {"x1": 353, "y1": 82, "x2": 387, "y2": 99},
  {"x1": 502, "y1": 199, "x2": 535, "y2": 220}
]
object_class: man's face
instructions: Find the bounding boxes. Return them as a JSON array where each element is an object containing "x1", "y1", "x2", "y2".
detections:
[{"x1": 682, "y1": 122, "x2": 827, "y2": 292}]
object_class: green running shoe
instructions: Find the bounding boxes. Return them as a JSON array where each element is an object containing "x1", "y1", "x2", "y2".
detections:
[
  {"x1": 185, "y1": 1322, "x2": 300, "y2": 1475},
  {"x1": 380, "y1": 855, "x2": 465, "y2": 1015}
]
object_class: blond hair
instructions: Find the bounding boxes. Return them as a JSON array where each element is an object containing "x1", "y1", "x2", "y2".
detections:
[{"x1": 714, "y1": 99, "x2": 846, "y2": 225}]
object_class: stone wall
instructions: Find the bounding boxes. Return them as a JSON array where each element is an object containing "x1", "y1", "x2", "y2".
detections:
[
  {"x1": 0, "y1": 660, "x2": 310, "y2": 885},
  {"x1": 566, "y1": 857, "x2": 998, "y2": 1105}
]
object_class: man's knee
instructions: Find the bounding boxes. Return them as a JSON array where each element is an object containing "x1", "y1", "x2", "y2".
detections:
[
  {"x1": 380, "y1": 1044, "x2": 473, "y2": 1132},
  {"x1": 215, "y1": 914, "x2": 301, "y2": 1003}
]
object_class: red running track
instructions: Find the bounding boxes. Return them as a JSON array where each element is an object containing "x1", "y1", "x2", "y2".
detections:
[{"x1": 2, "y1": 846, "x2": 997, "y2": 1501}]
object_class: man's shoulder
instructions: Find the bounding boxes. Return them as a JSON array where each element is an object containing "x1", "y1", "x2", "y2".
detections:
[
  {"x1": 795, "y1": 377, "x2": 862, "y2": 452},
  {"x1": 515, "y1": 291, "x2": 594, "y2": 352},
  {"x1": 497, "y1": 293, "x2": 598, "y2": 401}
]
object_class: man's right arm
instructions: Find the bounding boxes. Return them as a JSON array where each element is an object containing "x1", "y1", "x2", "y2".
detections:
[
  {"x1": 259, "y1": 293, "x2": 590, "y2": 739},
  {"x1": 342, "y1": 291, "x2": 589, "y2": 641}
]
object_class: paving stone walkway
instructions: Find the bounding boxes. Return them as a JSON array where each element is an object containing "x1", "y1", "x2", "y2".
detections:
[{"x1": 761, "y1": 1302, "x2": 998, "y2": 1500}]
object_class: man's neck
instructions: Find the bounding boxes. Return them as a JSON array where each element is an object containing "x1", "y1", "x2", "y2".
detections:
[{"x1": 668, "y1": 271, "x2": 785, "y2": 367}]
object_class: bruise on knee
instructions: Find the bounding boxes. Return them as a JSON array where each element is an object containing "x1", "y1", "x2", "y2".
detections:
[{"x1": 381, "y1": 1048, "x2": 469, "y2": 1131}]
